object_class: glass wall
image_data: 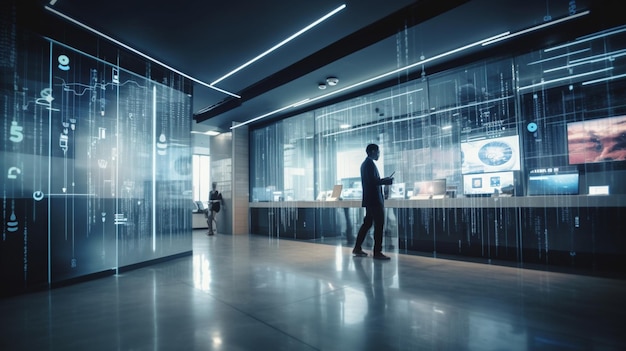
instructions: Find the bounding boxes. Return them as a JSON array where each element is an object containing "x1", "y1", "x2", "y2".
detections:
[
  {"x1": 249, "y1": 23, "x2": 626, "y2": 275},
  {"x1": 1, "y1": 4, "x2": 193, "y2": 296},
  {"x1": 250, "y1": 113, "x2": 314, "y2": 202}
]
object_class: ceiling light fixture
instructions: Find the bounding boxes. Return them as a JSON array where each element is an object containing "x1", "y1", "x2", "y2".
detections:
[
  {"x1": 582, "y1": 72, "x2": 626, "y2": 86},
  {"x1": 544, "y1": 25, "x2": 626, "y2": 52},
  {"x1": 518, "y1": 67, "x2": 613, "y2": 91},
  {"x1": 231, "y1": 31, "x2": 510, "y2": 130},
  {"x1": 43, "y1": 6, "x2": 240, "y2": 98},
  {"x1": 326, "y1": 77, "x2": 339, "y2": 86},
  {"x1": 526, "y1": 48, "x2": 590, "y2": 66},
  {"x1": 190, "y1": 130, "x2": 221, "y2": 136},
  {"x1": 318, "y1": 83, "x2": 327, "y2": 90},
  {"x1": 211, "y1": 4, "x2": 347, "y2": 86},
  {"x1": 481, "y1": 10, "x2": 590, "y2": 47}
]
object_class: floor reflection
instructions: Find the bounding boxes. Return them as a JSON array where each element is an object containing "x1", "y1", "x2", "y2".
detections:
[{"x1": 0, "y1": 230, "x2": 624, "y2": 350}]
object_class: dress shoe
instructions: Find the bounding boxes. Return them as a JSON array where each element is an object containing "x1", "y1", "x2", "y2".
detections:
[
  {"x1": 352, "y1": 250, "x2": 368, "y2": 257},
  {"x1": 373, "y1": 253, "x2": 390, "y2": 260}
]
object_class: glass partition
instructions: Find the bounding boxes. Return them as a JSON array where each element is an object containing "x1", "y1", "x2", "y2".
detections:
[
  {"x1": 249, "y1": 23, "x2": 626, "y2": 275},
  {"x1": 250, "y1": 113, "x2": 314, "y2": 201}
]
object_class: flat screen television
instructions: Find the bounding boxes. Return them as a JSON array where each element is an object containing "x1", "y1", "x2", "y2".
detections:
[
  {"x1": 461, "y1": 135, "x2": 520, "y2": 174},
  {"x1": 567, "y1": 115, "x2": 626, "y2": 165},
  {"x1": 527, "y1": 168, "x2": 579, "y2": 195},
  {"x1": 463, "y1": 171, "x2": 515, "y2": 196}
]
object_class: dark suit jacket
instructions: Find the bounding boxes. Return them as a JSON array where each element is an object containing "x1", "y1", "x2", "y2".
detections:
[{"x1": 360, "y1": 157, "x2": 392, "y2": 207}]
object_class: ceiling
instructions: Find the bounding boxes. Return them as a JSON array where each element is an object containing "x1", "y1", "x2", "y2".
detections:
[{"x1": 38, "y1": 0, "x2": 613, "y2": 134}]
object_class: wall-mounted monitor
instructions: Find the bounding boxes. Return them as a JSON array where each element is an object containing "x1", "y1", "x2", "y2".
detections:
[
  {"x1": 567, "y1": 115, "x2": 626, "y2": 165},
  {"x1": 527, "y1": 167, "x2": 579, "y2": 195},
  {"x1": 461, "y1": 135, "x2": 520, "y2": 174},
  {"x1": 463, "y1": 171, "x2": 515, "y2": 196}
]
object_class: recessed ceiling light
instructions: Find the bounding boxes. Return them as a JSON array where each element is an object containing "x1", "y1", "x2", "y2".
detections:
[
  {"x1": 326, "y1": 77, "x2": 339, "y2": 86},
  {"x1": 318, "y1": 83, "x2": 327, "y2": 90}
]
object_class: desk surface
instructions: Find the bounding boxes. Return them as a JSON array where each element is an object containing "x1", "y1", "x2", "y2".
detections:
[{"x1": 249, "y1": 195, "x2": 626, "y2": 208}]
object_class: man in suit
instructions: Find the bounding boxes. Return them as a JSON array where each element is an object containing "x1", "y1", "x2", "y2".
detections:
[{"x1": 352, "y1": 143, "x2": 394, "y2": 260}]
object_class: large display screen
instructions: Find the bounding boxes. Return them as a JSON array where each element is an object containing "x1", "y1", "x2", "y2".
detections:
[
  {"x1": 463, "y1": 171, "x2": 515, "y2": 196},
  {"x1": 527, "y1": 167, "x2": 579, "y2": 196},
  {"x1": 567, "y1": 115, "x2": 626, "y2": 165},
  {"x1": 461, "y1": 135, "x2": 520, "y2": 174}
]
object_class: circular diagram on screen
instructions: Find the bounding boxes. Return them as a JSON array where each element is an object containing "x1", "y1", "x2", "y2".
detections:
[{"x1": 478, "y1": 141, "x2": 514, "y2": 168}]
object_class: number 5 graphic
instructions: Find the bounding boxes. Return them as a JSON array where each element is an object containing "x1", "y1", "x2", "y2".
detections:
[{"x1": 10, "y1": 121, "x2": 24, "y2": 143}]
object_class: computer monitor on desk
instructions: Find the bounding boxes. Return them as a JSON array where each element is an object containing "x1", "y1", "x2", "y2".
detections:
[{"x1": 410, "y1": 179, "x2": 446, "y2": 199}]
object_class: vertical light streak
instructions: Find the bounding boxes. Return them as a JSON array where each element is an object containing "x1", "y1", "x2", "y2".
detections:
[
  {"x1": 47, "y1": 41, "x2": 53, "y2": 284},
  {"x1": 115, "y1": 57, "x2": 120, "y2": 274},
  {"x1": 152, "y1": 85, "x2": 157, "y2": 251}
]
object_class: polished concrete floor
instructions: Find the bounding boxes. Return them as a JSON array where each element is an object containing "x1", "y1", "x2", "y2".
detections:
[{"x1": 1, "y1": 230, "x2": 626, "y2": 351}]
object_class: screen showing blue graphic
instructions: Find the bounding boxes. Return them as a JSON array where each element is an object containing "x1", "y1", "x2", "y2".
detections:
[{"x1": 527, "y1": 168, "x2": 579, "y2": 195}]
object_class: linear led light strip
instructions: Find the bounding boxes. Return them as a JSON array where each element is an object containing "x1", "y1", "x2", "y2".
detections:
[
  {"x1": 582, "y1": 72, "x2": 626, "y2": 86},
  {"x1": 44, "y1": 6, "x2": 241, "y2": 98},
  {"x1": 518, "y1": 67, "x2": 613, "y2": 91},
  {"x1": 481, "y1": 10, "x2": 590, "y2": 47},
  {"x1": 324, "y1": 93, "x2": 515, "y2": 137},
  {"x1": 543, "y1": 48, "x2": 626, "y2": 73},
  {"x1": 315, "y1": 88, "x2": 423, "y2": 120},
  {"x1": 231, "y1": 31, "x2": 511, "y2": 130},
  {"x1": 545, "y1": 25, "x2": 626, "y2": 52},
  {"x1": 526, "y1": 48, "x2": 590, "y2": 66},
  {"x1": 211, "y1": 4, "x2": 347, "y2": 86}
]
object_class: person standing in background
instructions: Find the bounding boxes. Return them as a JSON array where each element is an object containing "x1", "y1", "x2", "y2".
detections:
[
  {"x1": 352, "y1": 144, "x2": 394, "y2": 260},
  {"x1": 207, "y1": 182, "x2": 222, "y2": 235}
]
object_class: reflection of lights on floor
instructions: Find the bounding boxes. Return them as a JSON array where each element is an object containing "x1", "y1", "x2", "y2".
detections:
[
  {"x1": 212, "y1": 335, "x2": 223, "y2": 347},
  {"x1": 335, "y1": 246, "x2": 344, "y2": 271},
  {"x1": 193, "y1": 254, "x2": 212, "y2": 291}
]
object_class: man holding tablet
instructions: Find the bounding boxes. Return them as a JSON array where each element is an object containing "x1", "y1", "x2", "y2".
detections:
[{"x1": 352, "y1": 143, "x2": 394, "y2": 260}]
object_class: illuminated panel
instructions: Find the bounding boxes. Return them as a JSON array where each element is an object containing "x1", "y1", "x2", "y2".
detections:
[
  {"x1": 463, "y1": 171, "x2": 515, "y2": 196},
  {"x1": 567, "y1": 115, "x2": 626, "y2": 165},
  {"x1": 461, "y1": 135, "x2": 520, "y2": 174}
]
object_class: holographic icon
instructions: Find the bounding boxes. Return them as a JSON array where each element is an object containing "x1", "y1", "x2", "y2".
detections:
[
  {"x1": 7, "y1": 167, "x2": 21, "y2": 179},
  {"x1": 71, "y1": 258, "x2": 77, "y2": 268},
  {"x1": 7, "y1": 212, "x2": 18, "y2": 232},
  {"x1": 62, "y1": 121, "x2": 70, "y2": 134},
  {"x1": 70, "y1": 118, "x2": 77, "y2": 131},
  {"x1": 114, "y1": 213, "x2": 128, "y2": 225},
  {"x1": 101, "y1": 212, "x2": 106, "y2": 223},
  {"x1": 99, "y1": 127, "x2": 106, "y2": 139},
  {"x1": 10, "y1": 121, "x2": 24, "y2": 142},
  {"x1": 98, "y1": 159, "x2": 108, "y2": 169},
  {"x1": 33, "y1": 190, "x2": 44, "y2": 201},
  {"x1": 58, "y1": 54, "x2": 70, "y2": 71},
  {"x1": 527, "y1": 122, "x2": 538, "y2": 133},
  {"x1": 60, "y1": 133, "x2": 68, "y2": 153},
  {"x1": 35, "y1": 88, "x2": 59, "y2": 111},
  {"x1": 112, "y1": 67, "x2": 119, "y2": 84},
  {"x1": 157, "y1": 133, "x2": 167, "y2": 156}
]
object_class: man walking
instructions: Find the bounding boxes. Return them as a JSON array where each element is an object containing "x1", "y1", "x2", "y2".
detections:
[{"x1": 352, "y1": 144, "x2": 394, "y2": 260}]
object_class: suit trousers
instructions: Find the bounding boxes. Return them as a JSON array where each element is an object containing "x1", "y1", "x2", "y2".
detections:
[{"x1": 354, "y1": 205, "x2": 385, "y2": 254}]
